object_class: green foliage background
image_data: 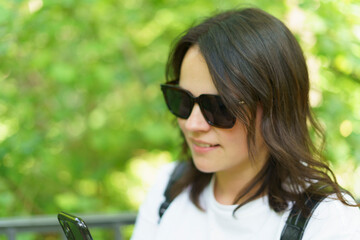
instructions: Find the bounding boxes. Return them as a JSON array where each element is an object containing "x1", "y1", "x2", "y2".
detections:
[{"x1": 0, "y1": 0, "x2": 359, "y2": 235}]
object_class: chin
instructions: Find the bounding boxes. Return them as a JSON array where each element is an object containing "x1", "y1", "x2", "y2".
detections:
[{"x1": 192, "y1": 158, "x2": 217, "y2": 173}]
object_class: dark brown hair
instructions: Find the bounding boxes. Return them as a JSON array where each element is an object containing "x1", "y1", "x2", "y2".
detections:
[{"x1": 165, "y1": 8, "x2": 358, "y2": 214}]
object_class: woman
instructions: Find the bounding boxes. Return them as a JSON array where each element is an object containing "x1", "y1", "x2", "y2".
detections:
[{"x1": 131, "y1": 8, "x2": 360, "y2": 240}]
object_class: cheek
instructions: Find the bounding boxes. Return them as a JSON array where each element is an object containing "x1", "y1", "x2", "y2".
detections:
[
  {"x1": 177, "y1": 118, "x2": 185, "y2": 129},
  {"x1": 222, "y1": 122, "x2": 248, "y2": 151}
]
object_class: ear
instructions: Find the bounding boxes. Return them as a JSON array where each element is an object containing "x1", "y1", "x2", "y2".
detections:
[
  {"x1": 255, "y1": 104, "x2": 265, "y2": 143},
  {"x1": 256, "y1": 104, "x2": 264, "y2": 126}
]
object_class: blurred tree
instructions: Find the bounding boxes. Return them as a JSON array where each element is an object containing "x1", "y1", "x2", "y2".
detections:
[{"x1": 0, "y1": 0, "x2": 359, "y2": 233}]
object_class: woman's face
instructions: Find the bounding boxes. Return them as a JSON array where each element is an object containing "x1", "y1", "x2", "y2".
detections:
[{"x1": 178, "y1": 46, "x2": 268, "y2": 177}]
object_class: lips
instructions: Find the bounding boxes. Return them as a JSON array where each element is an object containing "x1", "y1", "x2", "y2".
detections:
[
  {"x1": 190, "y1": 138, "x2": 220, "y2": 153},
  {"x1": 193, "y1": 141, "x2": 219, "y2": 148}
]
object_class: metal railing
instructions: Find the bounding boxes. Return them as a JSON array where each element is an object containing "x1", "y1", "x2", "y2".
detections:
[{"x1": 0, "y1": 212, "x2": 137, "y2": 240}]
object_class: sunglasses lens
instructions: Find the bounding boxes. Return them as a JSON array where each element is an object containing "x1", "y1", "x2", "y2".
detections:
[
  {"x1": 162, "y1": 87, "x2": 192, "y2": 119},
  {"x1": 200, "y1": 95, "x2": 235, "y2": 128},
  {"x1": 161, "y1": 84, "x2": 235, "y2": 128}
]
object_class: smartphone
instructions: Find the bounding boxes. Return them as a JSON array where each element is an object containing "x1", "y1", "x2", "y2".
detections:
[{"x1": 58, "y1": 212, "x2": 93, "y2": 240}]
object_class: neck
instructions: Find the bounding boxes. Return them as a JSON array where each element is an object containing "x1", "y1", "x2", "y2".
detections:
[{"x1": 213, "y1": 150, "x2": 268, "y2": 205}]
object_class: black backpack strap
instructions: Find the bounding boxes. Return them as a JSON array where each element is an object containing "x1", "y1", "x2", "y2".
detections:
[
  {"x1": 280, "y1": 193, "x2": 326, "y2": 240},
  {"x1": 158, "y1": 161, "x2": 188, "y2": 222}
]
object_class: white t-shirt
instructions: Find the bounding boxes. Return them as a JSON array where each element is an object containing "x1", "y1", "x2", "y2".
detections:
[{"x1": 131, "y1": 163, "x2": 360, "y2": 240}]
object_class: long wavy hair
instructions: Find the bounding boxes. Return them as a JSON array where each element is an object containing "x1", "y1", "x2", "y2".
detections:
[{"x1": 165, "y1": 8, "x2": 358, "y2": 214}]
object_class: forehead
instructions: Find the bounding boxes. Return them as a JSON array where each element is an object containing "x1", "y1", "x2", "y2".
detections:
[{"x1": 179, "y1": 46, "x2": 218, "y2": 96}]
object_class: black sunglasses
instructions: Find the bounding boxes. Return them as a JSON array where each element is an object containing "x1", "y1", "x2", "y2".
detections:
[{"x1": 160, "y1": 83, "x2": 237, "y2": 128}]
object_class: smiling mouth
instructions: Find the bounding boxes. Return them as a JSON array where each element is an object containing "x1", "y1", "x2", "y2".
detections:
[{"x1": 193, "y1": 142, "x2": 220, "y2": 148}]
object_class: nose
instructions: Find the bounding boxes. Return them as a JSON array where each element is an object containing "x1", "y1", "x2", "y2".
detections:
[{"x1": 184, "y1": 104, "x2": 211, "y2": 132}]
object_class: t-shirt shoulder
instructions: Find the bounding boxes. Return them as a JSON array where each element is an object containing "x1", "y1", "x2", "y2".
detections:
[
  {"x1": 131, "y1": 162, "x2": 177, "y2": 240},
  {"x1": 303, "y1": 194, "x2": 360, "y2": 240},
  {"x1": 139, "y1": 161, "x2": 177, "y2": 217}
]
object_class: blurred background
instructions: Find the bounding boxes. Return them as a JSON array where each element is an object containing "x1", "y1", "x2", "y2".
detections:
[{"x1": 0, "y1": 0, "x2": 359, "y2": 239}]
